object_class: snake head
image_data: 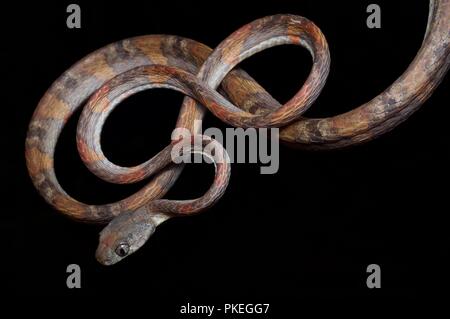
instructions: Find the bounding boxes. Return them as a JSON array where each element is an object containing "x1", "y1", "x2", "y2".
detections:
[{"x1": 96, "y1": 208, "x2": 156, "y2": 266}]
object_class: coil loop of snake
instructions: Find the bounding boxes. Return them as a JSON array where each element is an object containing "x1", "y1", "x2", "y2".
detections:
[{"x1": 26, "y1": 1, "x2": 450, "y2": 265}]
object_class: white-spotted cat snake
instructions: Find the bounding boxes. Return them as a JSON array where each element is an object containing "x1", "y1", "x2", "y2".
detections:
[{"x1": 26, "y1": 1, "x2": 450, "y2": 265}]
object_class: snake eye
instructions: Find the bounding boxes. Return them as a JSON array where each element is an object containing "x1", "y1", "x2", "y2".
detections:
[{"x1": 115, "y1": 243, "x2": 130, "y2": 257}]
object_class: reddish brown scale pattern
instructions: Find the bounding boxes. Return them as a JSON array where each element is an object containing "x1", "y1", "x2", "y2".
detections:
[
  {"x1": 76, "y1": 136, "x2": 103, "y2": 164},
  {"x1": 26, "y1": 7, "x2": 449, "y2": 236}
]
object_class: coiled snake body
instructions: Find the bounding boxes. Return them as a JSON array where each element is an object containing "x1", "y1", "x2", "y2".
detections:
[{"x1": 26, "y1": 1, "x2": 450, "y2": 265}]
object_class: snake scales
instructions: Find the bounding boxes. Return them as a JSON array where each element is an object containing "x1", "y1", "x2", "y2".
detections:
[{"x1": 26, "y1": 1, "x2": 450, "y2": 265}]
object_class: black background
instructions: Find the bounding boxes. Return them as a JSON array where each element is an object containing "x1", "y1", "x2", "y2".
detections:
[{"x1": 3, "y1": 0, "x2": 449, "y2": 305}]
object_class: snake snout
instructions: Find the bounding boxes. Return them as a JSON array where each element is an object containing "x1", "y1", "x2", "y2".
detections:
[{"x1": 95, "y1": 243, "x2": 117, "y2": 266}]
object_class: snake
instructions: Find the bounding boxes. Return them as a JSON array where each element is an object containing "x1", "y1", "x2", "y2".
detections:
[{"x1": 25, "y1": 0, "x2": 450, "y2": 265}]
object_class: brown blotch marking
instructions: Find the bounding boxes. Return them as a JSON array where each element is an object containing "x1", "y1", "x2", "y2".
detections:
[
  {"x1": 331, "y1": 109, "x2": 371, "y2": 137},
  {"x1": 132, "y1": 37, "x2": 169, "y2": 66},
  {"x1": 76, "y1": 137, "x2": 105, "y2": 164},
  {"x1": 147, "y1": 71, "x2": 173, "y2": 84},
  {"x1": 185, "y1": 41, "x2": 212, "y2": 66},
  {"x1": 76, "y1": 52, "x2": 117, "y2": 81},
  {"x1": 25, "y1": 147, "x2": 54, "y2": 177},
  {"x1": 34, "y1": 94, "x2": 71, "y2": 122},
  {"x1": 52, "y1": 194, "x2": 89, "y2": 218}
]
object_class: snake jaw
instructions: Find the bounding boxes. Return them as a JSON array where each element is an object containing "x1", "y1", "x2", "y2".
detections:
[{"x1": 96, "y1": 208, "x2": 157, "y2": 265}]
